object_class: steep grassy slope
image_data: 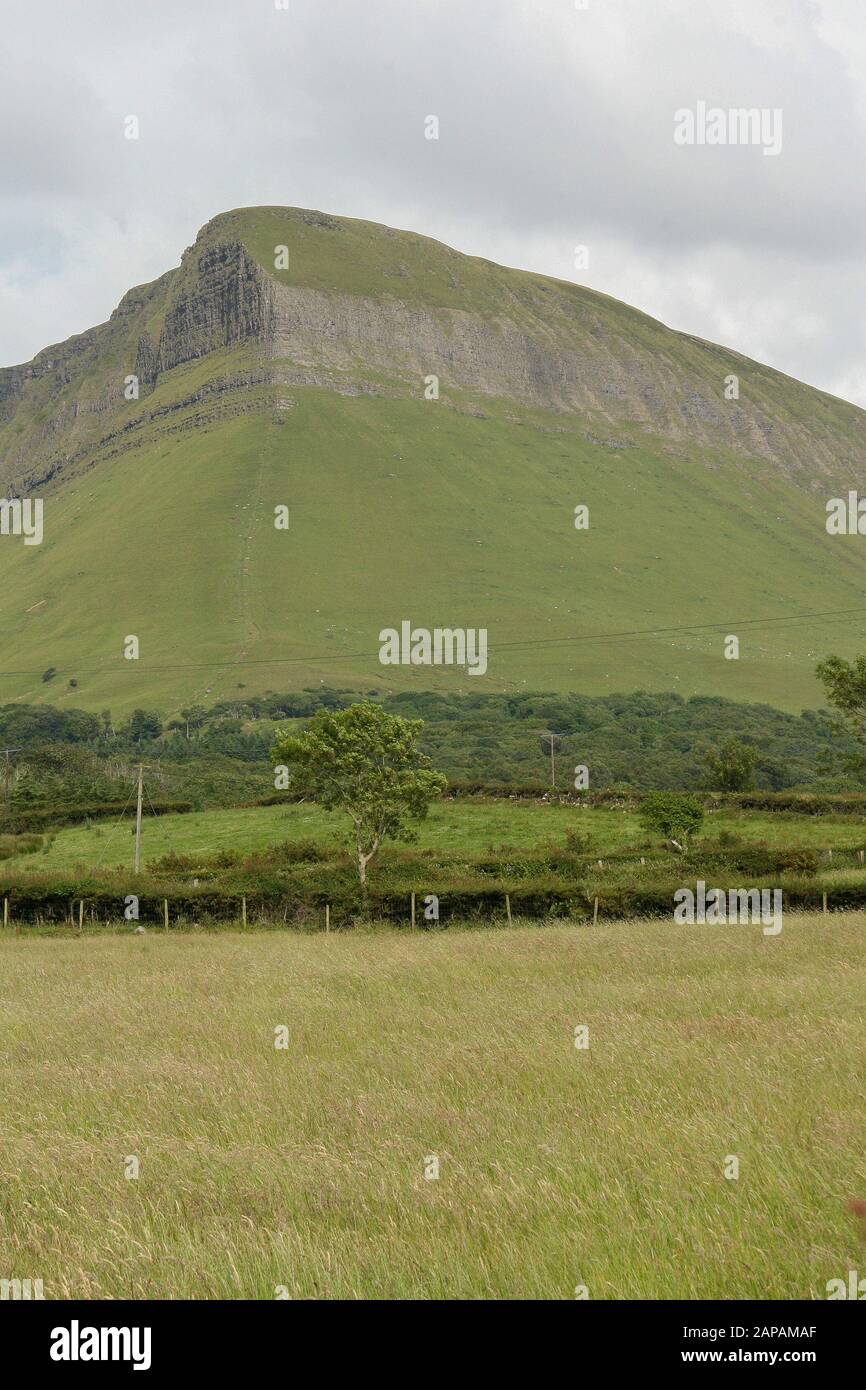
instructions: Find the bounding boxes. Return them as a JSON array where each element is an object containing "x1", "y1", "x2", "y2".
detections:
[{"x1": 1, "y1": 207, "x2": 865, "y2": 714}]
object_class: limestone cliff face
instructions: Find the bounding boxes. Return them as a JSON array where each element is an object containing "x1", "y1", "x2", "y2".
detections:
[
  {"x1": 265, "y1": 279, "x2": 772, "y2": 458},
  {"x1": 1, "y1": 206, "x2": 865, "y2": 496},
  {"x1": 261, "y1": 273, "x2": 866, "y2": 482},
  {"x1": 156, "y1": 242, "x2": 273, "y2": 373},
  {"x1": 0, "y1": 244, "x2": 272, "y2": 491}
]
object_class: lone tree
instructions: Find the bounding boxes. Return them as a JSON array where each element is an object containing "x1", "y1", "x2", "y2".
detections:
[
  {"x1": 639, "y1": 792, "x2": 704, "y2": 850},
  {"x1": 704, "y1": 738, "x2": 757, "y2": 792},
  {"x1": 272, "y1": 702, "x2": 446, "y2": 888},
  {"x1": 816, "y1": 654, "x2": 866, "y2": 748}
]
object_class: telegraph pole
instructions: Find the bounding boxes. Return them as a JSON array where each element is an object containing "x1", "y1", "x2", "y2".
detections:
[
  {"x1": 133, "y1": 765, "x2": 144, "y2": 873},
  {"x1": 540, "y1": 731, "x2": 561, "y2": 789},
  {"x1": 1, "y1": 748, "x2": 22, "y2": 807}
]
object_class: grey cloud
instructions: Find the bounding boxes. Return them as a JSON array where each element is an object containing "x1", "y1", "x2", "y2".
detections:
[{"x1": 0, "y1": 0, "x2": 864, "y2": 404}]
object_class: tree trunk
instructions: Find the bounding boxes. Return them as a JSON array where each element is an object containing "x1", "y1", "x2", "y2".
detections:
[{"x1": 354, "y1": 827, "x2": 380, "y2": 906}]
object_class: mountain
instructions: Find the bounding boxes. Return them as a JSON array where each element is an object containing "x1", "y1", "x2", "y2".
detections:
[{"x1": 1, "y1": 205, "x2": 865, "y2": 716}]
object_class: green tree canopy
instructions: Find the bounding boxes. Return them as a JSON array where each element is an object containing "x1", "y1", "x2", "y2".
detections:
[
  {"x1": 271, "y1": 702, "x2": 446, "y2": 887},
  {"x1": 816, "y1": 654, "x2": 866, "y2": 743},
  {"x1": 639, "y1": 792, "x2": 704, "y2": 849},
  {"x1": 126, "y1": 709, "x2": 163, "y2": 744},
  {"x1": 704, "y1": 738, "x2": 757, "y2": 792}
]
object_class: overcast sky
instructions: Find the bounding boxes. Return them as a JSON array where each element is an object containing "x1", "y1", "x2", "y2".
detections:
[{"x1": 2, "y1": 0, "x2": 865, "y2": 405}]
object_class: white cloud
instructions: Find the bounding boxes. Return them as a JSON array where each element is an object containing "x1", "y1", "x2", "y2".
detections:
[{"x1": 0, "y1": 0, "x2": 864, "y2": 404}]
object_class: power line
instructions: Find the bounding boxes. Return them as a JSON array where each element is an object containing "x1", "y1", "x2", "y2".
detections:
[
  {"x1": 133, "y1": 764, "x2": 144, "y2": 874},
  {"x1": 91, "y1": 775, "x2": 138, "y2": 872},
  {"x1": 491, "y1": 608, "x2": 866, "y2": 653},
  {"x1": 0, "y1": 603, "x2": 864, "y2": 681}
]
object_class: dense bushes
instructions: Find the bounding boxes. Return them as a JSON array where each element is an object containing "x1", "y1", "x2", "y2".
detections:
[
  {"x1": 681, "y1": 843, "x2": 819, "y2": 877},
  {"x1": 0, "y1": 800, "x2": 193, "y2": 833},
  {"x1": 0, "y1": 828, "x2": 837, "y2": 928},
  {"x1": 2, "y1": 688, "x2": 862, "y2": 809},
  {"x1": 444, "y1": 787, "x2": 866, "y2": 816},
  {"x1": 1, "y1": 872, "x2": 857, "y2": 930},
  {"x1": 721, "y1": 792, "x2": 866, "y2": 816}
]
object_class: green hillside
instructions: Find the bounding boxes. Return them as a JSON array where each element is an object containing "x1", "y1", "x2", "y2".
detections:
[{"x1": 1, "y1": 206, "x2": 865, "y2": 715}]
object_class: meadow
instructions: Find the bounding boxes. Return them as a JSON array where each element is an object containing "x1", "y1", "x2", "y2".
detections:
[
  {"x1": 1, "y1": 912, "x2": 863, "y2": 1299},
  {"x1": 8, "y1": 796, "x2": 866, "y2": 873}
]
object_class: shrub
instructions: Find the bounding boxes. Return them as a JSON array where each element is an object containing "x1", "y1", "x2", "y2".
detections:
[
  {"x1": 639, "y1": 793, "x2": 705, "y2": 847},
  {"x1": 564, "y1": 826, "x2": 594, "y2": 855}
]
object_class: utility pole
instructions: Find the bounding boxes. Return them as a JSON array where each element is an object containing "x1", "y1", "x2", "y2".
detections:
[
  {"x1": 133, "y1": 764, "x2": 144, "y2": 873},
  {"x1": 1, "y1": 748, "x2": 22, "y2": 806},
  {"x1": 540, "y1": 731, "x2": 561, "y2": 789}
]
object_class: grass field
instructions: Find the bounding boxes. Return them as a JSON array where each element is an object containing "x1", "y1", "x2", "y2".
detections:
[
  {"x1": 1, "y1": 912, "x2": 863, "y2": 1299},
  {"x1": 10, "y1": 796, "x2": 866, "y2": 873}
]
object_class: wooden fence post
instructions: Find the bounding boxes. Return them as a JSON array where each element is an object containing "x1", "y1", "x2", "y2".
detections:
[
  {"x1": 325, "y1": 903, "x2": 330, "y2": 934},
  {"x1": 241, "y1": 895, "x2": 247, "y2": 929},
  {"x1": 505, "y1": 893, "x2": 512, "y2": 927},
  {"x1": 411, "y1": 891, "x2": 416, "y2": 930},
  {"x1": 822, "y1": 892, "x2": 828, "y2": 915},
  {"x1": 3, "y1": 897, "x2": 8, "y2": 929},
  {"x1": 592, "y1": 896, "x2": 599, "y2": 927},
  {"x1": 163, "y1": 899, "x2": 169, "y2": 931},
  {"x1": 78, "y1": 899, "x2": 84, "y2": 932}
]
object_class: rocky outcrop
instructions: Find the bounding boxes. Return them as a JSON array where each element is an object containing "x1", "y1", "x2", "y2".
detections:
[
  {"x1": 2, "y1": 206, "x2": 866, "y2": 497},
  {"x1": 135, "y1": 333, "x2": 160, "y2": 391},
  {"x1": 156, "y1": 242, "x2": 272, "y2": 374},
  {"x1": 263, "y1": 278, "x2": 848, "y2": 476},
  {"x1": 0, "y1": 242, "x2": 275, "y2": 489}
]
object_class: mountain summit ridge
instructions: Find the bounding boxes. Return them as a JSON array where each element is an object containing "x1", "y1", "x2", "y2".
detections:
[
  {"x1": 0, "y1": 206, "x2": 864, "y2": 713},
  {"x1": 1, "y1": 205, "x2": 864, "y2": 497}
]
